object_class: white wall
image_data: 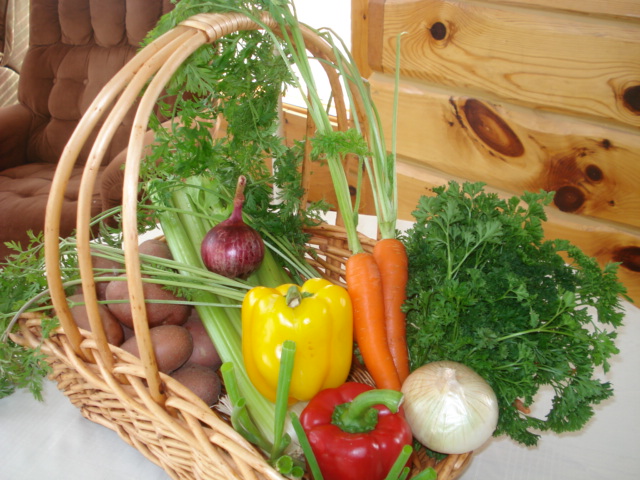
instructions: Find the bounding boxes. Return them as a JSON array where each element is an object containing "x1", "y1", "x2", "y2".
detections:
[
  {"x1": 294, "y1": 0, "x2": 351, "y2": 47},
  {"x1": 284, "y1": 1, "x2": 352, "y2": 107}
]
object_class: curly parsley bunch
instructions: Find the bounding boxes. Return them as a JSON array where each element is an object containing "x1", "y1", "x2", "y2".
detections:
[{"x1": 403, "y1": 181, "x2": 627, "y2": 446}]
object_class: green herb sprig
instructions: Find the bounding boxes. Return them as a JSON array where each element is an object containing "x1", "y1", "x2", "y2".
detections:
[
  {"x1": 402, "y1": 181, "x2": 628, "y2": 446},
  {"x1": 0, "y1": 235, "x2": 68, "y2": 400},
  {"x1": 140, "y1": 0, "x2": 331, "y2": 266}
]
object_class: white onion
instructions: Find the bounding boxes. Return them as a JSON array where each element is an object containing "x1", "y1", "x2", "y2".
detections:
[{"x1": 401, "y1": 360, "x2": 499, "y2": 454}]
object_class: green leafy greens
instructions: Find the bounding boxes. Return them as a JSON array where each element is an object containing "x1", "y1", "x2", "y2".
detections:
[
  {"x1": 140, "y1": 0, "x2": 329, "y2": 260},
  {"x1": 402, "y1": 181, "x2": 627, "y2": 446},
  {"x1": 0, "y1": 235, "x2": 79, "y2": 400}
]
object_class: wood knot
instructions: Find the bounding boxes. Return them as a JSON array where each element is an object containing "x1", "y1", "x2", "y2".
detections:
[
  {"x1": 612, "y1": 246, "x2": 640, "y2": 273},
  {"x1": 622, "y1": 85, "x2": 640, "y2": 114},
  {"x1": 553, "y1": 185, "x2": 585, "y2": 212},
  {"x1": 463, "y1": 99, "x2": 524, "y2": 157},
  {"x1": 585, "y1": 164, "x2": 603, "y2": 182},
  {"x1": 429, "y1": 22, "x2": 447, "y2": 40}
]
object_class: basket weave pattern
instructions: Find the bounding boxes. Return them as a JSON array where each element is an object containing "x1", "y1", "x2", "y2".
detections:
[{"x1": 11, "y1": 12, "x2": 472, "y2": 480}]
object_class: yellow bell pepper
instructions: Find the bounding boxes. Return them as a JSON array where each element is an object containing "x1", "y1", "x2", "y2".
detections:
[{"x1": 242, "y1": 278, "x2": 353, "y2": 403}]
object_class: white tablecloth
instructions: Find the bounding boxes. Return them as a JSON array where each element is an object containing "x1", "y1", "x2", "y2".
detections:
[{"x1": 2, "y1": 297, "x2": 638, "y2": 480}]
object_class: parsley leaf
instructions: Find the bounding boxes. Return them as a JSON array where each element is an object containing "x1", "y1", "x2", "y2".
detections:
[
  {"x1": 402, "y1": 181, "x2": 627, "y2": 446},
  {"x1": 0, "y1": 235, "x2": 74, "y2": 400}
]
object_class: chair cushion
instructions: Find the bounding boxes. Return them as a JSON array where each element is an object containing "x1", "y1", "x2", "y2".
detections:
[
  {"x1": 19, "y1": 0, "x2": 175, "y2": 166},
  {"x1": 0, "y1": 162, "x2": 103, "y2": 260},
  {"x1": 0, "y1": 0, "x2": 176, "y2": 261}
]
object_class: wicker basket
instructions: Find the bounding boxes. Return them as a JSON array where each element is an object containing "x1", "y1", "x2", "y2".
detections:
[{"x1": 11, "y1": 11, "x2": 473, "y2": 480}]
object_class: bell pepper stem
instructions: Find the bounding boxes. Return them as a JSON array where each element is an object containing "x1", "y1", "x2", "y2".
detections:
[
  {"x1": 285, "y1": 285, "x2": 314, "y2": 308},
  {"x1": 285, "y1": 285, "x2": 302, "y2": 308},
  {"x1": 332, "y1": 389, "x2": 404, "y2": 434}
]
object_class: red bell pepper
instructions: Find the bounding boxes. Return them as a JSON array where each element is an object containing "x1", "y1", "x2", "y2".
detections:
[{"x1": 299, "y1": 382, "x2": 413, "y2": 480}]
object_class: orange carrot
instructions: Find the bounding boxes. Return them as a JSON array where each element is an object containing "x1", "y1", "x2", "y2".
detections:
[
  {"x1": 346, "y1": 252, "x2": 402, "y2": 391},
  {"x1": 373, "y1": 238, "x2": 410, "y2": 383}
]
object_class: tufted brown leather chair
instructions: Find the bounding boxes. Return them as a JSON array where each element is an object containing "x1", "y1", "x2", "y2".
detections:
[{"x1": 0, "y1": 0, "x2": 174, "y2": 261}]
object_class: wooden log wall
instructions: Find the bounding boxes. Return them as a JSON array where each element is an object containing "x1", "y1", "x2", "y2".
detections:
[{"x1": 353, "y1": 0, "x2": 640, "y2": 303}]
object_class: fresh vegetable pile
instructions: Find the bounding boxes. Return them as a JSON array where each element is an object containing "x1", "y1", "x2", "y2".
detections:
[{"x1": 0, "y1": 1, "x2": 630, "y2": 479}]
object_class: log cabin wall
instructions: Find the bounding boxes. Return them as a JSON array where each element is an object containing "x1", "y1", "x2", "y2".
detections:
[{"x1": 348, "y1": 0, "x2": 640, "y2": 303}]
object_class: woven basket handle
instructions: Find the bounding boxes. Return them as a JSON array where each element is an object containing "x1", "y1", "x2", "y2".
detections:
[{"x1": 44, "y1": 11, "x2": 369, "y2": 404}]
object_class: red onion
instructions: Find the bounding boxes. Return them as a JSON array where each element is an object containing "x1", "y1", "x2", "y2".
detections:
[{"x1": 201, "y1": 176, "x2": 265, "y2": 278}]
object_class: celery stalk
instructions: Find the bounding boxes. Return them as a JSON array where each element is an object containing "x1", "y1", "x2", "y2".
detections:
[
  {"x1": 271, "y1": 340, "x2": 296, "y2": 460},
  {"x1": 155, "y1": 177, "x2": 323, "y2": 447},
  {"x1": 221, "y1": 362, "x2": 271, "y2": 453},
  {"x1": 156, "y1": 194, "x2": 279, "y2": 446},
  {"x1": 290, "y1": 412, "x2": 324, "y2": 480},
  {"x1": 384, "y1": 445, "x2": 413, "y2": 480}
]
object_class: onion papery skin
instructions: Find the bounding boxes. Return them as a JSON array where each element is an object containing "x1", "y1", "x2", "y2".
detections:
[
  {"x1": 401, "y1": 360, "x2": 499, "y2": 454},
  {"x1": 201, "y1": 221, "x2": 265, "y2": 279}
]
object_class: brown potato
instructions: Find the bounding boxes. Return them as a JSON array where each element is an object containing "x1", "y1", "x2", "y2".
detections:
[
  {"x1": 170, "y1": 363, "x2": 222, "y2": 406},
  {"x1": 85, "y1": 239, "x2": 169, "y2": 300},
  {"x1": 92, "y1": 255, "x2": 123, "y2": 272},
  {"x1": 73, "y1": 254, "x2": 123, "y2": 300},
  {"x1": 105, "y1": 274, "x2": 190, "y2": 329},
  {"x1": 121, "y1": 323, "x2": 135, "y2": 342},
  {"x1": 67, "y1": 293, "x2": 124, "y2": 346},
  {"x1": 121, "y1": 324, "x2": 193, "y2": 374},
  {"x1": 138, "y1": 238, "x2": 173, "y2": 260},
  {"x1": 183, "y1": 310, "x2": 222, "y2": 370}
]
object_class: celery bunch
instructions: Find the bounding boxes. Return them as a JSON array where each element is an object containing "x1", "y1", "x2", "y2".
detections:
[{"x1": 153, "y1": 177, "x2": 317, "y2": 445}]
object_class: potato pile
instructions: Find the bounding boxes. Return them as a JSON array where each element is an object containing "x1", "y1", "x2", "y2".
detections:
[{"x1": 68, "y1": 239, "x2": 222, "y2": 406}]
